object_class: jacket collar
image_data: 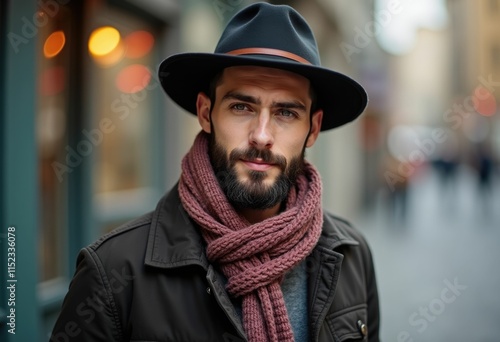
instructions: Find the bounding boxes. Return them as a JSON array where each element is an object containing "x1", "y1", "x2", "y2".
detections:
[
  {"x1": 145, "y1": 184, "x2": 209, "y2": 269},
  {"x1": 144, "y1": 185, "x2": 359, "y2": 269}
]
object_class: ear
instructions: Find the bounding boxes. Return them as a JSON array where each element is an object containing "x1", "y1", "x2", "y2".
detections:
[
  {"x1": 305, "y1": 109, "x2": 323, "y2": 147},
  {"x1": 196, "y1": 92, "x2": 211, "y2": 133}
]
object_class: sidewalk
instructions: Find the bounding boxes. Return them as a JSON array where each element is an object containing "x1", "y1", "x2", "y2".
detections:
[{"x1": 354, "y1": 165, "x2": 500, "y2": 341}]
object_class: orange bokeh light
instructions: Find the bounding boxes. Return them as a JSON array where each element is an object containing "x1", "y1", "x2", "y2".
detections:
[
  {"x1": 124, "y1": 31, "x2": 155, "y2": 59},
  {"x1": 44, "y1": 31, "x2": 66, "y2": 58},
  {"x1": 88, "y1": 26, "x2": 124, "y2": 67},
  {"x1": 116, "y1": 64, "x2": 151, "y2": 93},
  {"x1": 89, "y1": 26, "x2": 121, "y2": 56},
  {"x1": 94, "y1": 42, "x2": 125, "y2": 67}
]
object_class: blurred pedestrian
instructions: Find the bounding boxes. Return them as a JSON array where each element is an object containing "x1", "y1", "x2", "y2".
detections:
[
  {"x1": 472, "y1": 141, "x2": 496, "y2": 215},
  {"x1": 51, "y1": 3, "x2": 379, "y2": 341},
  {"x1": 383, "y1": 154, "x2": 410, "y2": 223},
  {"x1": 432, "y1": 136, "x2": 460, "y2": 200}
]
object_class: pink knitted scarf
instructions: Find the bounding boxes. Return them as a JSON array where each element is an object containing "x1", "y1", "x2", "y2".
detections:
[{"x1": 178, "y1": 132, "x2": 323, "y2": 342}]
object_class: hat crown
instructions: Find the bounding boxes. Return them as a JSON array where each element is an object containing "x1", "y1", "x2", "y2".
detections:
[{"x1": 215, "y1": 3, "x2": 321, "y2": 66}]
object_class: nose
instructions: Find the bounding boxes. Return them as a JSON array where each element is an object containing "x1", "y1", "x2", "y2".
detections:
[{"x1": 249, "y1": 111, "x2": 274, "y2": 149}]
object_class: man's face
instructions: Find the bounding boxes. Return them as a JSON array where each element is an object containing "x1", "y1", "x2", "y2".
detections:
[{"x1": 196, "y1": 66, "x2": 323, "y2": 209}]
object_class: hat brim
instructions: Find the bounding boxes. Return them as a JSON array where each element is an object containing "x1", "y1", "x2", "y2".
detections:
[{"x1": 158, "y1": 53, "x2": 368, "y2": 131}]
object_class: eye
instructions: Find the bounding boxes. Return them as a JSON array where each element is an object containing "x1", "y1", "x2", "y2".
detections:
[
  {"x1": 231, "y1": 103, "x2": 250, "y2": 111},
  {"x1": 277, "y1": 109, "x2": 297, "y2": 118}
]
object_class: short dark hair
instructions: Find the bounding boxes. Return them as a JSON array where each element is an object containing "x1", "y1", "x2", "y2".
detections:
[{"x1": 208, "y1": 71, "x2": 223, "y2": 113}]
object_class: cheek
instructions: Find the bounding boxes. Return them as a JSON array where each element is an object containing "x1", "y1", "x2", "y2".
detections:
[
  {"x1": 215, "y1": 132, "x2": 238, "y2": 156},
  {"x1": 279, "y1": 132, "x2": 308, "y2": 159},
  {"x1": 213, "y1": 120, "x2": 250, "y2": 150},
  {"x1": 211, "y1": 126, "x2": 241, "y2": 163}
]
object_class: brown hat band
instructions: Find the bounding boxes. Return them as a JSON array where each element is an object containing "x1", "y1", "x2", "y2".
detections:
[{"x1": 226, "y1": 48, "x2": 312, "y2": 65}]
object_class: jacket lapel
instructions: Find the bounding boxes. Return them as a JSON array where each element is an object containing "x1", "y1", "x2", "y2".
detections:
[
  {"x1": 144, "y1": 186, "x2": 247, "y2": 340},
  {"x1": 144, "y1": 185, "x2": 208, "y2": 269},
  {"x1": 307, "y1": 213, "x2": 359, "y2": 341},
  {"x1": 206, "y1": 265, "x2": 247, "y2": 340}
]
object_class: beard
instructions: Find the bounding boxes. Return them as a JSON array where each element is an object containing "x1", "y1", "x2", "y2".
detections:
[{"x1": 208, "y1": 133, "x2": 305, "y2": 210}]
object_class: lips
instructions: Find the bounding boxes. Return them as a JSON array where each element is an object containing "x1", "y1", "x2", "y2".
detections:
[{"x1": 241, "y1": 158, "x2": 275, "y2": 171}]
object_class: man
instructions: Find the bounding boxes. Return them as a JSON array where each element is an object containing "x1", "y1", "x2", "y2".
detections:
[{"x1": 51, "y1": 3, "x2": 379, "y2": 342}]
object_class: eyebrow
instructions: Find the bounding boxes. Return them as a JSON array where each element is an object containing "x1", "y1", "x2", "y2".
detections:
[
  {"x1": 222, "y1": 91, "x2": 261, "y2": 105},
  {"x1": 274, "y1": 101, "x2": 307, "y2": 112},
  {"x1": 221, "y1": 91, "x2": 307, "y2": 112}
]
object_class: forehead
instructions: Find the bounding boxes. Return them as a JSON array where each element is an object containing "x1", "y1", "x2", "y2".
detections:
[{"x1": 218, "y1": 66, "x2": 311, "y2": 92}]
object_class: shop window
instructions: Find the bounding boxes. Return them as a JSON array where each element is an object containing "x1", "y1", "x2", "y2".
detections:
[
  {"x1": 85, "y1": 2, "x2": 163, "y2": 234},
  {"x1": 36, "y1": 0, "x2": 164, "y2": 281},
  {"x1": 37, "y1": 6, "x2": 71, "y2": 282}
]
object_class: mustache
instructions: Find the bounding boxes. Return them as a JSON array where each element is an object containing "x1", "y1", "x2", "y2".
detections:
[{"x1": 229, "y1": 147, "x2": 287, "y2": 171}]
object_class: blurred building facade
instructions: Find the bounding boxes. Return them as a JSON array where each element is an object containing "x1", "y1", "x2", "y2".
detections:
[
  {"x1": 447, "y1": 0, "x2": 500, "y2": 164},
  {"x1": 2, "y1": 1, "x2": 181, "y2": 340},
  {"x1": 1, "y1": 0, "x2": 498, "y2": 341}
]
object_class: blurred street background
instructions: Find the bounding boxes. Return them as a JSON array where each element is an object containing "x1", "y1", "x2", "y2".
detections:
[
  {"x1": 355, "y1": 164, "x2": 500, "y2": 341},
  {"x1": 1, "y1": 0, "x2": 499, "y2": 341}
]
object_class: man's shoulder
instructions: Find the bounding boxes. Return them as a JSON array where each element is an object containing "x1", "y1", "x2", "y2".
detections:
[
  {"x1": 321, "y1": 210, "x2": 371, "y2": 251},
  {"x1": 79, "y1": 185, "x2": 188, "y2": 268},
  {"x1": 88, "y1": 211, "x2": 154, "y2": 252},
  {"x1": 79, "y1": 212, "x2": 155, "y2": 272}
]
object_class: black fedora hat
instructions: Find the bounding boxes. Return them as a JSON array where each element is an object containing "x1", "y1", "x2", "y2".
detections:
[{"x1": 158, "y1": 2, "x2": 368, "y2": 131}]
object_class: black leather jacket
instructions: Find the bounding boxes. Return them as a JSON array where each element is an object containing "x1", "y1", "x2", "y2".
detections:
[{"x1": 51, "y1": 185, "x2": 380, "y2": 341}]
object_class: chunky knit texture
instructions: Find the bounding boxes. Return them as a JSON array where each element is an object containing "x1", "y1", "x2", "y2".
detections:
[{"x1": 178, "y1": 132, "x2": 323, "y2": 342}]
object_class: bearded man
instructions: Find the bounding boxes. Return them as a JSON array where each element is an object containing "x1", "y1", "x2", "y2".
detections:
[{"x1": 51, "y1": 3, "x2": 380, "y2": 342}]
